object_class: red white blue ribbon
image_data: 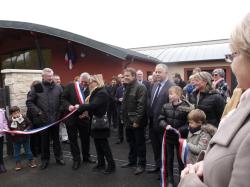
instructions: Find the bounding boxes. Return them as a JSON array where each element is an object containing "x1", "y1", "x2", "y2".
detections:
[
  {"x1": 160, "y1": 126, "x2": 189, "y2": 187},
  {"x1": 74, "y1": 82, "x2": 85, "y2": 105},
  {"x1": 0, "y1": 109, "x2": 77, "y2": 135}
]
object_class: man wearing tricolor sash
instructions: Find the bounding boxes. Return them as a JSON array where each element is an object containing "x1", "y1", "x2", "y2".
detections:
[{"x1": 61, "y1": 72, "x2": 95, "y2": 170}]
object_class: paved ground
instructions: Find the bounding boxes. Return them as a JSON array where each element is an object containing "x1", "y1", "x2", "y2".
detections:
[{"x1": 0, "y1": 130, "x2": 167, "y2": 187}]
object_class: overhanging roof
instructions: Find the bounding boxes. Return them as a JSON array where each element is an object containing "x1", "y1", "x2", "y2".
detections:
[
  {"x1": 132, "y1": 39, "x2": 231, "y2": 63},
  {"x1": 0, "y1": 20, "x2": 159, "y2": 63}
]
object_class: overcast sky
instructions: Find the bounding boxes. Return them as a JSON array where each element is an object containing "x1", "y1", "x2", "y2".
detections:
[{"x1": 1, "y1": 0, "x2": 250, "y2": 48}]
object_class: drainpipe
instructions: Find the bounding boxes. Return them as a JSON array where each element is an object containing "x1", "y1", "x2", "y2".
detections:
[
  {"x1": 31, "y1": 32, "x2": 44, "y2": 69},
  {"x1": 124, "y1": 56, "x2": 134, "y2": 69}
]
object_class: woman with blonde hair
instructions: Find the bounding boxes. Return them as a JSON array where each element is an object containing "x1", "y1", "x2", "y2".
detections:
[
  {"x1": 188, "y1": 71, "x2": 225, "y2": 127},
  {"x1": 179, "y1": 12, "x2": 250, "y2": 187},
  {"x1": 78, "y1": 74, "x2": 115, "y2": 174}
]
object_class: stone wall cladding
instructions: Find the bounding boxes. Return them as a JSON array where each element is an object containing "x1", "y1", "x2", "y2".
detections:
[{"x1": 1, "y1": 69, "x2": 42, "y2": 113}]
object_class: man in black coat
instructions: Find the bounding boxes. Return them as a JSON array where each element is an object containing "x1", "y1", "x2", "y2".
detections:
[
  {"x1": 61, "y1": 72, "x2": 95, "y2": 170},
  {"x1": 148, "y1": 64, "x2": 175, "y2": 173},
  {"x1": 121, "y1": 68, "x2": 147, "y2": 175},
  {"x1": 26, "y1": 68, "x2": 65, "y2": 170}
]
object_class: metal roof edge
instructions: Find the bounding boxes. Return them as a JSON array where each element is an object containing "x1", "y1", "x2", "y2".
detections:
[
  {"x1": 163, "y1": 58, "x2": 227, "y2": 64},
  {"x1": 0, "y1": 20, "x2": 156, "y2": 62},
  {"x1": 131, "y1": 39, "x2": 230, "y2": 51}
]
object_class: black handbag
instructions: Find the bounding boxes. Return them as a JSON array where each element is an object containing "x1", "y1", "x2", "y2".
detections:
[{"x1": 91, "y1": 114, "x2": 109, "y2": 130}]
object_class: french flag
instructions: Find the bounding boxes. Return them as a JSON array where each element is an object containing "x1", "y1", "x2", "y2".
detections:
[
  {"x1": 179, "y1": 138, "x2": 189, "y2": 165},
  {"x1": 65, "y1": 43, "x2": 76, "y2": 70},
  {"x1": 65, "y1": 52, "x2": 73, "y2": 70}
]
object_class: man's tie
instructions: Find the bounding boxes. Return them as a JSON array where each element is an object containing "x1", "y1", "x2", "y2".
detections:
[
  {"x1": 151, "y1": 83, "x2": 161, "y2": 106},
  {"x1": 80, "y1": 87, "x2": 86, "y2": 101}
]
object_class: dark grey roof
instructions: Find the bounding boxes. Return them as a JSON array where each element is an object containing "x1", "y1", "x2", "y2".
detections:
[
  {"x1": 0, "y1": 20, "x2": 159, "y2": 63},
  {"x1": 132, "y1": 39, "x2": 231, "y2": 63}
]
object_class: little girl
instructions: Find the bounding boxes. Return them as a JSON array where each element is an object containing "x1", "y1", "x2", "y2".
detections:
[
  {"x1": 9, "y1": 106, "x2": 37, "y2": 171},
  {"x1": 0, "y1": 108, "x2": 9, "y2": 173}
]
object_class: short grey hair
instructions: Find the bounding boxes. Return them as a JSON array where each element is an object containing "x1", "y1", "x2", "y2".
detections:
[
  {"x1": 42, "y1": 68, "x2": 53, "y2": 75},
  {"x1": 136, "y1": 70, "x2": 143, "y2": 74},
  {"x1": 155, "y1": 64, "x2": 168, "y2": 73},
  {"x1": 230, "y1": 12, "x2": 250, "y2": 58},
  {"x1": 80, "y1": 72, "x2": 90, "y2": 80},
  {"x1": 212, "y1": 68, "x2": 225, "y2": 78}
]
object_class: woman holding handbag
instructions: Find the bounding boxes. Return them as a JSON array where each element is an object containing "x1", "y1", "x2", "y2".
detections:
[{"x1": 78, "y1": 74, "x2": 115, "y2": 174}]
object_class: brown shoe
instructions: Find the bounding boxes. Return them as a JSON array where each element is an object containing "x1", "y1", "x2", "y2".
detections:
[
  {"x1": 29, "y1": 160, "x2": 37, "y2": 168},
  {"x1": 15, "y1": 162, "x2": 22, "y2": 171}
]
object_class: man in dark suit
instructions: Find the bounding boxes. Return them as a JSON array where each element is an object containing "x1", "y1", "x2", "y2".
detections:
[
  {"x1": 147, "y1": 64, "x2": 175, "y2": 173},
  {"x1": 61, "y1": 72, "x2": 95, "y2": 170}
]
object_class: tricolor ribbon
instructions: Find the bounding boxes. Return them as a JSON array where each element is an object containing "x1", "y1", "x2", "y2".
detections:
[
  {"x1": 0, "y1": 109, "x2": 77, "y2": 135},
  {"x1": 160, "y1": 126, "x2": 189, "y2": 187}
]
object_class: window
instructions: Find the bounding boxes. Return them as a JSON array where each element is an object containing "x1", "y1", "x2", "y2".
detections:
[{"x1": 1, "y1": 49, "x2": 51, "y2": 69}]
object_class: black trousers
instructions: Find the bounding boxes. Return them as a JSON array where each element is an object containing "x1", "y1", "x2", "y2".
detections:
[
  {"x1": 116, "y1": 105, "x2": 124, "y2": 141},
  {"x1": 94, "y1": 138, "x2": 115, "y2": 167},
  {"x1": 66, "y1": 118, "x2": 91, "y2": 161},
  {"x1": 125, "y1": 127, "x2": 146, "y2": 167},
  {"x1": 166, "y1": 142, "x2": 184, "y2": 183},
  {"x1": 40, "y1": 125, "x2": 62, "y2": 161},
  {"x1": 149, "y1": 117, "x2": 164, "y2": 168},
  {"x1": 0, "y1": 136, "x2": 3, "y2": 164},
  {"x1": 107, "y1": 103, "x2": 117, "y2": 128},
  {"x1": 30, "y1": 132, "x2": 41, "y2": 157}
]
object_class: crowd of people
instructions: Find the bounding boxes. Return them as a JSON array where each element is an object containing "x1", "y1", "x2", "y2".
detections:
[
  {"x1": 1, "y1": 12, "x2": 250, "y2": 187},
  {"x1": 0, "y1": 64, "x2": 228, "y2": 181}
]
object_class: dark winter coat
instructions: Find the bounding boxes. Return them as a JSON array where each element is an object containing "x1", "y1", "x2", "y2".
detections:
[
  {"x1": 26, "y1": 81, "x2": 63, "y2": 126},
  {"x1": 189, "y1": 90, "x2": 226, "y2": 127},
  {"x1": 60, "y1": 82, "x2": 90, "y2": 123},
  {"x1": 122, "y1": 80, "x2": 147, "y2": 128},
  {"x1": 9, "y1": 115, "x2": 32, "y2": 143},
  {"x1": 78, "y1": 87, "x2": 110, "y2": 139},
  {"x1": 158, "y1": 100, "x2": 193, "y2": 143},
  {"x1": 214, "y1": 79, "x2": 231, "y2": 100}
]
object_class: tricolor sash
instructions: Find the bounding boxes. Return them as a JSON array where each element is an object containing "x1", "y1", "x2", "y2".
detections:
[
  {"x1": 74, "y1": 82, "x2": 85, "y2": 105},
  {"x1": 160, "y1": 126, "x2": 189, "y2": 187}
]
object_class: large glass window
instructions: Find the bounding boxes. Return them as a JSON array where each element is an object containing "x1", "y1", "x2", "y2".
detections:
[{"x1": 0, "y1": 49, "x2": 51, "y2": 69}]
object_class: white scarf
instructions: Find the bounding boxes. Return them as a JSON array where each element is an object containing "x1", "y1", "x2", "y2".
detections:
[{"x1": 11, "y1": 114, "x2": 24, "y2": 129}]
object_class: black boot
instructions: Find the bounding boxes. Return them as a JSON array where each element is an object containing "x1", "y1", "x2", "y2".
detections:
[
  {"x1": 92, "y1": 163, "x2": 106, "y2": 172},
  {"x1": 56, "y1": 159, "x2": 65, "y2": 166},
  {"x1": 40, "y1": 160, "x2": 49, "y2": 170},
  {"x1": 103, "y1": 164, "x2": 115, "y2": 175},
  {"x1": 72, "y1": 160, "x2": 81, "y2": 170},
  {"x1": 0, "y1": 164, "x2": 7, "y2": 173}
]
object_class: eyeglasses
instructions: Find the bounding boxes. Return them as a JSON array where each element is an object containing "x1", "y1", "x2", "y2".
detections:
[
  {"x1": 225, "y1": 52, "x2": 239, "y2": 63},
  {"x1": 212, "y1": 74, "x2": 218, "y2": 77}
]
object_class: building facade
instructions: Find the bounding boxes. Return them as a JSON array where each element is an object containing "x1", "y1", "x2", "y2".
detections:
[{"x1": 0, "y1": 21, "x2": 158, "y2": 87}]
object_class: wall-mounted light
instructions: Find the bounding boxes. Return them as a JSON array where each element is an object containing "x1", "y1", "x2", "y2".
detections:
[{"x1": 80, "y1": 52, "x2": 86, "y2": 58}]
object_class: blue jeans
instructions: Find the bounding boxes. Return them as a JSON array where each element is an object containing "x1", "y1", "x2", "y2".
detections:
[{"x1": 13, "y1": 138, "x2": 33, "y2": 162}]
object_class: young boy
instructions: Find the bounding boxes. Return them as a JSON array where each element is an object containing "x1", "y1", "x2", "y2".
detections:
[
  {"x1": 9, "y1": 106, "x2": 37, "y2": 171},
  {"x1": 158, "y1": 86, "x2": 193, "y2": 186},
  {"x1": 0, "y1": 108, "x2": 8, "y2": 173},
  {"x1": 187, "y1": 109, "x2": 217, "y2": 164}
]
